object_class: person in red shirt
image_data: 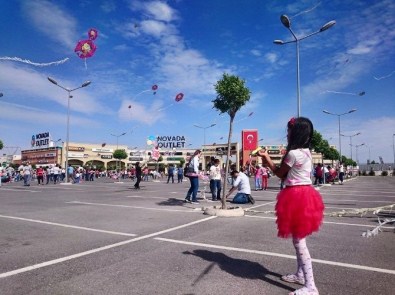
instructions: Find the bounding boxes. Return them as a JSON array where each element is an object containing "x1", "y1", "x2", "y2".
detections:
[{"x1": 36, "y1": 167, "x2": 44, "y2": 185}]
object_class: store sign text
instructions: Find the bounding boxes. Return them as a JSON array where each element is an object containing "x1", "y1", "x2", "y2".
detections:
[{"x1": 156, "y1": 135, "x2": 186, "y2": 149}]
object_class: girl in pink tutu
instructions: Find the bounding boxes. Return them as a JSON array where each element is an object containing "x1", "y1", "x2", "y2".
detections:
[{"x1": 258, "y1": 117, "x2": 324, "y2": 295}]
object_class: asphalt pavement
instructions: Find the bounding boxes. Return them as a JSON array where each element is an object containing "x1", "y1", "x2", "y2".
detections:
[{"x1": 0, "y1": 175, "x2": 394, "y2": 295}]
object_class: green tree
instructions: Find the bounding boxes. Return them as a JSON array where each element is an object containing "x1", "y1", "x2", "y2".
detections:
[
  {"x1": 0, "y1": 140, "x2": 3, "y2": 150},
  {"x1": 113, "y1": 149, "x2": 127, "y2": 171},
  {"x1": 179, "y1": 158, "x2": 185, "y2": 167},
  {"x1": 213, "y1": 73, "x2": 251, "y2": 209}
]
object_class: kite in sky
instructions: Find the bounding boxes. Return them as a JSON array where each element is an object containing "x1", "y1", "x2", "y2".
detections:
[
  {"x1": 323, "y1": 90, "x2": 365, "y2": 96},
  {"x1": 290, "y1": 1, "x2": 321, "y2": 19},
  {"x1": 75, "y1": 28, "x2": 98, "y2": 68},
  {"x1": 373, "y1": 70, "x2": 395, "y2": 80},
  {"x1": 0, "y1": 56, "x2": 69, "y2": 67},
  {"x1": 156, "y1": 92, "x2": 184, "y2": 112}
]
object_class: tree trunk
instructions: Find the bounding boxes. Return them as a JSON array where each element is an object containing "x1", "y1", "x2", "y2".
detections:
[{"x1": 221, "y1": 115, "x2": 234, "y2": 209}]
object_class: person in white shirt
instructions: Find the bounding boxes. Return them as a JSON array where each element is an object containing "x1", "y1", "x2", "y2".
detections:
[
  {"x1": 225, "y1": 170, "x2": 255, "y2": 204},
  {"x1": 53, "y1": 164, "x2": 61, "y2": 184},
  {"x1": 209, "y1": 159, "x2": 222, "y2": 201},
  {"x1": 22, "y1": 162, "x2": 32, "y2": 186}
]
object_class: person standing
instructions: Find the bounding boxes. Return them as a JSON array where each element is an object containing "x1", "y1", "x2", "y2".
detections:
[
  {"x1": 134, "y1": 162, "x2": 142, "y2": 189},
  {"x1": 209, "y1": 159, "x2": 222, "y2": 201},
  {"x1": 177, "y1": 164, "x2": 184, "y2": 183},
  {"x1": 184, "y1": 149, "x2": 201, "y2": 204},
  {"x1": 261, "y1": 165, "x2": 269, "y2": 190},
  {"x1": 53, "y1": 164, "x2": 60, "y2": 184},
  {"x1": 67, "y1": 164, "x2": 74, "y2": 183},
  {"x1": 36, "y1": 166, "x2": 44, "y2": 185},
  {"x1": 257, "y1": 117, "x2": 324, "y2": 295},
  {"x1": 167, "y1": 164, "x2": 175, "y2": 184},
  {"x1": 254, "y1": 165, "x2": 263, "y2": 191},
  {"x1": 338, "y1": 162, "x2": 344, "y2": 185},
  {"x1": 22, "y1": 162, "x2": 32, "y2": 186}
]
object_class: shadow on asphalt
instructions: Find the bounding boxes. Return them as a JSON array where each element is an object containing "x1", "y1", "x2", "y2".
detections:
[
  {"x1": 157, "y1": 198, "x2": 186, "y2": 206},
  {"x1": 183, "y1": 250, "x2": 294, "y2": 291}
]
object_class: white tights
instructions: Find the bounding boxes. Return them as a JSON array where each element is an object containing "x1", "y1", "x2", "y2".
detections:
[{"x1": 293, "y1": 238, "x2": 317, "y2": 291}]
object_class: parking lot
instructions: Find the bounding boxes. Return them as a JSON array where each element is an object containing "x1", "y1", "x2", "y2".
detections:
[{"x1": 0, "y1": 176, "x2": 394, "y2": 295}]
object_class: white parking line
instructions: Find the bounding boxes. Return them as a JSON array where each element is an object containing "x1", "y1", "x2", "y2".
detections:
[
  {"x1": 0, "y1": 215, "x2": 136, "y2": 236},
  {"x1": 244, "y1": 215, "x2": 394, "y2": 229},
  {"x1": 154, "y1": 237, "x2": 395, "y2": 275},
  {"x1": 0, "y1": 188, "x2": 40, "y2": 193},
  {"x1": 324, "y1": 199, "x2": 395, "y2": 203},
  {"x1": 0, "y1": 216, "x2": 217, "y2": 279},
  {"x1": 66, "y1": 201, "x2": 202, "y2": 213}
]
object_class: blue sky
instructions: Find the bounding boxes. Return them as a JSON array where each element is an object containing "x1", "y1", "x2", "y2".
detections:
[{"x1": 0, "y1": 0, "x2": 394, "y2": 164}]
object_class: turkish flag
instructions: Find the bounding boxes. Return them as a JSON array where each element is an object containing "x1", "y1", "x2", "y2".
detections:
[{"x1": 242, "y1": 130, "x2": 258, "y2": 151}]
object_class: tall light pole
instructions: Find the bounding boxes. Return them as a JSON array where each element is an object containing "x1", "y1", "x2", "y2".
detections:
[
  {"x1": 355, "y1": 143, "x2": 365, "y2": 165},
  {"x1": 341, "y1": 132, "x2": 361, "y2": 162},
  {"x1": 193, "y1": 124, "x2": 216, "y2": 170},
  {"x1": 392, "y1": 134, "x2": 395, "y2": 168},
  {"x1": 111, "y1": 132, "x2": 127, "y2": 172},
  {"x1": 193, "y1": 124, "x2": 216, "y2": 149},
  {"x1": 48, "y1": 77, "x2": 91, "y2": 184},
  {"x1": 323, "y1": 109, "x2": 357, "y2": 162},
  {"x1": 275, "y1": 15, "x2": 336, "y2": 117}
]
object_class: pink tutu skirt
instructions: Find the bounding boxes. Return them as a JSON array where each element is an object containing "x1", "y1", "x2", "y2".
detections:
[{"x1": 275, "y1": 185, "x2": 324, "y2": 239}]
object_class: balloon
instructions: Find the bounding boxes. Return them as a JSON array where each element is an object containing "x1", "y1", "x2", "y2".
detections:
[
  {"x1": 152, "y1": 85, "x2": 158, "y2": 91},
  {"x1": 147, "y1": 140, "x2": 152, "y2": 145},
  {"x1": 175, "y1": 93, "x2": 184, "y2": 102}
]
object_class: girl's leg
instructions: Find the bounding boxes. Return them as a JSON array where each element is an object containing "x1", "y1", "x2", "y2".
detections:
[{"x1": 291, "y1": 238, "x2": 318, "y2": 294}]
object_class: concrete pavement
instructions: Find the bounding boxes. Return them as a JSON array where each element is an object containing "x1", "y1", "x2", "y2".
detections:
[{"x1": 0, "y1": 176, "x2": 394, "y2": 294}]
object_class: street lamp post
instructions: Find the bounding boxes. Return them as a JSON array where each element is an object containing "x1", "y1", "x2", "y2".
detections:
[
  {"x1": 323, "y1": 109, "x2": 357, "y2": 162},
  {"x1": 392, "y1": 134, "x2": 395, "y2": 168},
  {"x1": 193, "y1": 124, "x2": 216, "y2": 149},
  {"x1": 110, "y1": 132, "x2": 127, "y2": 172},
  {"x1": 341, "y1": 132, "x2": 361, "y2": 162},
  {"x1": 355, "y1": 143, "x2": 365, "y2": 165},
  {"x1": 48, "y1": 77, "x2": 91, "y2": 184},
  {"x1": 193, "y1": 124, "x2": 216, "y2": 170},
  {"x1": 275, "y1": 15, "x2": 336, "y2": 117}
]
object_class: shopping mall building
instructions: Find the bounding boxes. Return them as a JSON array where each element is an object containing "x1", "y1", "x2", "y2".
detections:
[{"x1": 18, "y1": 130, "x2": 324, "y2": 170}]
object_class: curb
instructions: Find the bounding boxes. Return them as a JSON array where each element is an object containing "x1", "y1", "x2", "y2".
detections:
[{"x1": 203, "y1": 206, "x2": 245, "y2": 217}]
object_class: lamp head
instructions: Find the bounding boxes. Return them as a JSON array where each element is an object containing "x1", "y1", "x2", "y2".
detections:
[
  {"x1": 358, "y1": 91, "x2": 365, "y2": 96},
  {"x1": 47, "y1": 77, "x2": 58, "y2": 85},
  {"x1": 273, "y1": 40, "x2": 285, "y2": 45},
  {"x1": 280, "y1": 15, "x2": 291, "y2": 28},
  {"x1": 320, "y1": 20, "x2": 336, "y2": 32},
  {"x1": 210, "y1": 124, "x2": 216, "y2": 127},
  {"x1": 323, "y1": 110, "x2": 331, "y2": 114},
  {"x1": 349, "y1": 109, "x2": 357, "y2": 113},
  {"x1": 82, "y1": 81, "x2": 91, "y2": 87}
]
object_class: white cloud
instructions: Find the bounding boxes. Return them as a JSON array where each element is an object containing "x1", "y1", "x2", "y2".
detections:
[
  {"x1": 250, "y1": 49, "x2": 261, "y2": 57},
  {"x1": 0, "y1": 63, "x2": 108, "y2": 114},
  {"x1": 21, "y1": 0, "x2": 77, "y2": 49},
  {"x1": 143, "y1": 1, "x2": 177, "y2": 22},
  {"x1": 264, "y1": 52, "x2": 278, "y2": 64},
  {"x1": 140, "y1": 20, "x2": 171, "y2": 37}
]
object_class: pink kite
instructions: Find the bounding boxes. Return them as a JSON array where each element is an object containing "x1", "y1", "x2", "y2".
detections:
[
  {"x1": 128, "y1": 105, "x2": 132, "y2": 109},
  {"x1": 175, "y1": 93, "x2": 184, "y2": 102},
  {"x1": 88, "y1": 28, "x2": 98, "y2": 40},
  {"x1": 74, "y1": 39, "x2": 96, "y2": 58}
]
